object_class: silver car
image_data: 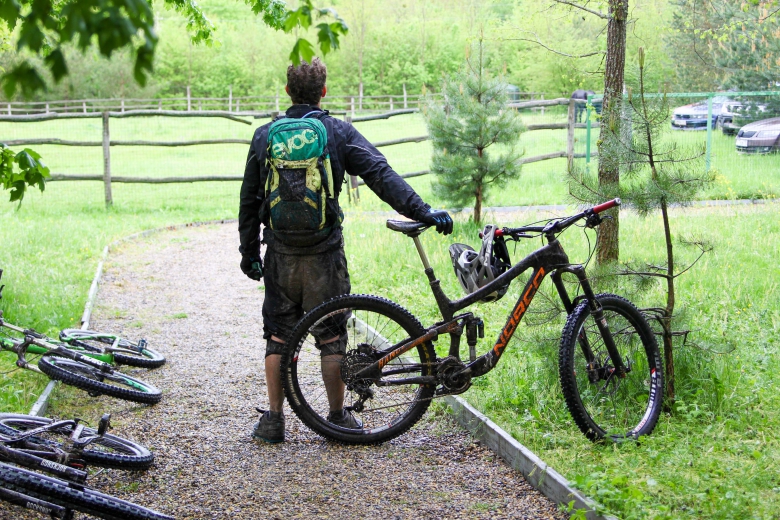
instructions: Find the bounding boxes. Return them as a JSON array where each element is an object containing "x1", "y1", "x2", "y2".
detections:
[{"x1": 735, "y1": 117, "x2": 780, "y2": 154}]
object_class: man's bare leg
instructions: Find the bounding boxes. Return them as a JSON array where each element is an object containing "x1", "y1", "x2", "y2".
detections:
[
  {"x1": 318, "y1": 335, "x2": 346, "y2": 412},
  {"x1": 265, "y1": 350, "x2": 284, "y2": 413}
]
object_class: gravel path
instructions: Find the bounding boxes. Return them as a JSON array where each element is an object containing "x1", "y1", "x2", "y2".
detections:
[{"x1": 2, "y1": 223, "x2": 565, "y2": 520}]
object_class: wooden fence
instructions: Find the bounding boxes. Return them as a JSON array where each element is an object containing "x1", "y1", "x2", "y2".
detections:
[
  {"x1": 0, "y1": 98, "x2": 597, "y2": 206},
  {"x1": 1, "y1": 89, "x2": 545, "y2": 116}
]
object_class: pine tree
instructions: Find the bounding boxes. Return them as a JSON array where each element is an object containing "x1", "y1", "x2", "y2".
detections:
[
  {"x1": 569, "y1": 48, "x2": 716, "y2": 403},
  {"x1": 425, "y1": 41, "x2": 524, "y2": 223}
]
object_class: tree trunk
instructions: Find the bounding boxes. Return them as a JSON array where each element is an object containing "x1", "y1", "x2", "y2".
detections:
[
  {"x1": 474, "y1": 183, "x2": 483, "y2": 224},
  {"x1": 596, "y1": 0, "x2": 628, "y2": 265},
  {"x1": 661, "y1": 199, "x2": 676, "y2": 404}
]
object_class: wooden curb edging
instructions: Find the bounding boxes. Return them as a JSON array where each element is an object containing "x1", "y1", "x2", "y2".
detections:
[
  {"x1": 443, "y1": 395, "x2": 619, "y2": 520},
  {"x1": 29, "y1": 218, "x2": 238, "y2": 417}
]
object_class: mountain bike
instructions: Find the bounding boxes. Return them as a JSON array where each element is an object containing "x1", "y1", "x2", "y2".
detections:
[
  {"x1": 281, "y1": 199, "x2": 664, "y2": 444},
  {"x1": 0, "y1": 269, "x2": 165, "y2": 370},
  {"x1": 0, "y1": 318, "x2": 162, "y2": 405},
  {"x1": 0, "y1": 461, "x2": 173, "y2": 520},
  {"x1": 0, "y1": 413, "x2": 171, "y2": 520},
  {"x1": 0, "y1": 413, "x2": 154, "y2": 474}
]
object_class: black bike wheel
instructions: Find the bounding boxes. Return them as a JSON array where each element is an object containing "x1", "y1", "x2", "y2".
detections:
[
  {"x1": 38, "y1": 356, "x2": 162, "y2": 405},
  {"x1": 559, "y1": 293, "x2": 664, "y2": 441},
  {"x1": 282, "y1": 294, "x2": 437, "y2": 445},
  {"x1": 0, "y1": 414, "x2": 154, "y2": 471},
  {"x1": 0, "y1": 462, "x2": 173, "y2": 520},
  {"x1": 60, "y1": 329, "x2": 166, "y2": 369}
]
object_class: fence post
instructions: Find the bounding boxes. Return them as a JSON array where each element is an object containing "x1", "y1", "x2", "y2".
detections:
[
  {"x1": 359, "y1": 83, "x2": 363, "y2": 111},
  {"x1": 567, "y1": 99, "x2": 576, "y2": 171},
  {"x1": 45, "y1": 103, "x2": 49, "y2": 114},
  {"x1": 706, "y1": 95, "x2": 713, "y2": 172},
  {"x1": 350, "y1": 97, "x2": 355, "y2": 117},
  {"x1": 345, "y1": 115, "x2": 360, "y2": 202},
  {"x1": 101, "y1": 112, "x2": 113, "y2": 207},
  {"x1": 389, "y1": 96, "x2": 393, "y2": 111},
  {"x1": 158, "y1": 100, "x2": 162, "y2": 110},
  {"x1": 540, "y1": 94, "x2": 545, "y2": 116},
  {"x1": 6, "y1": 103, "x2": 9, "y2": 115},
  {"x1": 121, "y1": 99, "x2": 125, "y2": 113},
  {"x1": 585, "y1": 94, "x2": 592, "y2": 164},
  {"x1": 82, "y1": 101, "x2": 87, "y2": 113},
  {"x1": 403, "y1": 84, "x2": 408, "y2": 109},
  {"x1": 236, "y1": 99, "x2": 240, "y2": 112},
  {"x1": 229, "y1": 86, "x2": 233, "y2": 112},
  {"x1": 187, "y1": 86, "x2": 191, "y2": 111}
]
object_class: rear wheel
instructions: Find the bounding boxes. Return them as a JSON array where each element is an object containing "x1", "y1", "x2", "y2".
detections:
[
  {"x1": 38, "y1": 356, "x2": 162, "y2": 405},
  {"x1": 559, "y1": 293, "x2": 664, "y2": 441},
  {"x1": 60, "y1": 330, "x2": 166, "y2": 369},
  {"x1": 0, "y1": 462, "x2": 173, "y2": 520},
  {"x1": 0, "y1": 414, "x2": 153, "y2": 470},
  {"x1": 282, "y1": 294, "x2": 436, "y2": 444}
]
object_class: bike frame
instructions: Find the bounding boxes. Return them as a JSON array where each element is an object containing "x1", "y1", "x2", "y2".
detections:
[
  {"x1": 0, "y1": 317, "x2": 115, "y2": 365},
  {"x1": 357, "y1": 213, "x2": 627, "y2": 385}
]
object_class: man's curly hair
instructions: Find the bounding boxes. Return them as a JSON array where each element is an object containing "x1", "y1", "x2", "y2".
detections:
[{"x1": 286, "y1": 58, "x2": 327, "y2": 105}]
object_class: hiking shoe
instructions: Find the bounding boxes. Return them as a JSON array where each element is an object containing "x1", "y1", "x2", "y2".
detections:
[
  {"x1": 327, "y1": 409, "x2": 363, "y2": 429},
  {"x1": 252, "y1": 410, "x2": 285, "y2": 443}
]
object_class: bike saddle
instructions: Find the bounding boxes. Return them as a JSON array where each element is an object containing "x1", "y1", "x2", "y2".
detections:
[{"x1": 386, "y1": 219, "x2": 430, "y2": 237}]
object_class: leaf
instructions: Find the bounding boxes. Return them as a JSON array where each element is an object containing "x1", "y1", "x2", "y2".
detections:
[
  {"x1": 0, "y1": 0, "x2": 20, "y2": 27},
  {"x1": 289, "y1": 38, "x2": 316, "y2": 65},
  {"x1": 43, "y1": 48, "x2": 67, "y2": 82}
]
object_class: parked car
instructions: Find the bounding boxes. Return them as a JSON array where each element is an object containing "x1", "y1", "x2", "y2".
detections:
[
  {"x1": 670, "y1": 96, "x2": 733, "y2": 130},
  {"x1": 720, "y1": 101, "x2": 770, "y2": 136},
  {"x1": 735, "y1": 117, "x2": 780, "y2": 154}
]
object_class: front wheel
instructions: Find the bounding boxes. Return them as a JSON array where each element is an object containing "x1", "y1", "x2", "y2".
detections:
[
  {"x1": 282, "y1": 294, "x2": 437, "y2": 444},
  {"x1": 559, "y1": 293, "x2": 664, "y2": 441},
  {"x1": 38, "y1": 356, "x2": 162, "y2": 405},
  {"x1": 0, "y1": 462, "x2": 174, "y2": 520},
  {"x1": 0, "y1": 414, "x2": 154, "y2": 471}
]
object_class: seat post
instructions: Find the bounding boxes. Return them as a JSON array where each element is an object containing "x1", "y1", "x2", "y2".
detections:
[{"x1": 411, "y1": 236, "x2": 431, "y2": 270}]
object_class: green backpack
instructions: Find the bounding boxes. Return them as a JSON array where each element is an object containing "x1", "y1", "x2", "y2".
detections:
[{"x1": 265, "y1": 112, "x2": 338, "y2": 244}]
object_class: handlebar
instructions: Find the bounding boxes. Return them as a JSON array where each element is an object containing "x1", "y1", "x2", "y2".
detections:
[{"x1": 497, "y1": 198, "x2": 621, "y2": 239}]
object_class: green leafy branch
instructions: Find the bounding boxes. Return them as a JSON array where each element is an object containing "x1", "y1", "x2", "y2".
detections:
[
  {"x1": 0, "y1": 145, "x2": 50, "y2": 205},
  {"x1": 0, "y1": 0, "x2": 348, "y2": 99},
  {"x1": 282, "y1": 0, "x2": 348, "y2": 65}
]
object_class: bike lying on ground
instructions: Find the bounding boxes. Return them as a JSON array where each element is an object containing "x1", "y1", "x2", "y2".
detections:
[
  {"x1": 0, "y1": 318, "x2": 162, "y2": 405},
  {"x1": 282, "y1": 199, "x2": 664, "y2": 444},
  {"x1": 0, "y1": 269, "x2": 165, "y2": 370},
  {"x1": 0, "y1": 413, "x2": 154, "y2": 473},
  {"x1": 0, "y1": 413, "x2": 171, "y2": 520},
  {"x1": 58, "y1": 329, "x2": 165, "y2": 369}
]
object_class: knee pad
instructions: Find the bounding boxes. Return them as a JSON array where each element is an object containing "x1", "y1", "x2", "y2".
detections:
[
  {"x1": 265, "y1": 338, "x2": 287, "y2": 358},
  {"x1": 316, "y1": 333, "x2": 348, "y2": 357}
]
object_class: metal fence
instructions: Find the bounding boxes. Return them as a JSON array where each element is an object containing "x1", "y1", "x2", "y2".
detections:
[{"x1": 581, "y1": 91, "x2": 780, "y2": 200}]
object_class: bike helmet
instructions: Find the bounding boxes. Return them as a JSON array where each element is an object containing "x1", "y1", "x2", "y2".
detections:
[{"x1": 449, "y1": 224, "x2": 509, "y2": 303}]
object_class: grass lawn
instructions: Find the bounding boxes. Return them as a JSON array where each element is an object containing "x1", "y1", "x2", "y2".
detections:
[{"x1": 1, "y1": 112, "x2": 779, "y2": 518}]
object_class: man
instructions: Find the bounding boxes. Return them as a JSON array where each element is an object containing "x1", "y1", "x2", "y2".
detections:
[{"x1": 238, "y1": 58, "x2": 452, "y2": 443}]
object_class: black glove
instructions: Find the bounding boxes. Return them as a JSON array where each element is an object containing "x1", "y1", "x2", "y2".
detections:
[
  {"x1": 419, "y1": 209, "x2": 453, "y2": 235},
  {"x1": 240, "y1": 255, "x2": 263, "y2": 281}
]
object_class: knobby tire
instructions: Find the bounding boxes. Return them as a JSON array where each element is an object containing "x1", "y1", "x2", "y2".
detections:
[
  {"x1": 0, "y1": 414, "x2": 153, "y2": 470},
  {"x1": 559, "y1": 293, "x2": 664, "y2": 441},
  {"x1": 282, "y1": 294, "x2": 436, "y2": 445},
  {"x1": 0, "y1": 462, "x2": 173, "y2": 520},
  {"x1": 37, "y1": 356, "x2": 162, "y2": 405}
]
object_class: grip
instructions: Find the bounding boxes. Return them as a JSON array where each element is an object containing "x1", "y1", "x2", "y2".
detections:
[{"x1": 593, "y1": 198, "x2": 621, "y2": 214}]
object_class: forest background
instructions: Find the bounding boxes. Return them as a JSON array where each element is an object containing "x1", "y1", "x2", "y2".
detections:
[{"x1": 0, "y1": 0, "x2": 714, "y2": 103}]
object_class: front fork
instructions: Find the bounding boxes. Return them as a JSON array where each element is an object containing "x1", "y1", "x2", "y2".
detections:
[{"x1": 551, "y1": 265, "x2": 627, "y2": 377}]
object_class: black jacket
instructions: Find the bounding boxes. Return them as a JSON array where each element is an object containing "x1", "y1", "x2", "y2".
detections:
[{"x1": 238, "y1": 104, "x2": 430, "y2": 256}]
